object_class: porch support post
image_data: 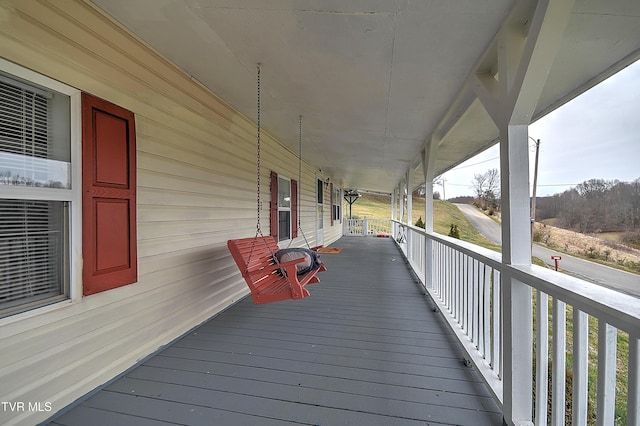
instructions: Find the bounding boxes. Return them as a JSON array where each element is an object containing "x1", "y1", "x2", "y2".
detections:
[
  {"x1": 423, "y1": 137, "x2": 438, "y2": 289},
  {"x1": 406, "y1": 170, "x2": 413, "y2": 258},
  {"x1": 471, "y1": 1, "x2": 574, "y2": 424},
  {"x1": 391, "y1": 186, "x2": 396, "y2": 237},
  {"x1": 499, "y1": 124, "x2": 533, "y2": 425},
  {"x1": 500, "y1": 125, "x2": 531, "y2": 265},
  {"x1": 406, "y1": 170, "x2": 413, "y2": 226},
  {"x1": 399, "y1": 180, "x2": 405, "y2": 227}
]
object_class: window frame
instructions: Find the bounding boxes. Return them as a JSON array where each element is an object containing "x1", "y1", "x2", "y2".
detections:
[
  {"x1": 0, "y1": 59, "x2": 82, "y2": 321},
  {"x1": 270, "y1": 171, "x2": 298, "y2": 243},
  {"x1": 317, "y1": 178, "x2": 324, "y2": 204},
  {"x1": 333, "y1": 186, "x2": 341, "y2": 225},
  {"x1": 316, "y1": 178, "x2": 324, "y2": 231},
  {"x1": 277, "y1": 175, "x2": 292, "y2": 243}
]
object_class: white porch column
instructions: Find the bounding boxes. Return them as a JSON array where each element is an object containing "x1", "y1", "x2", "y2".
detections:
[
  {"x1": 399, "y1": 180, "x2": 405, "y2": 225},
  {"x1": 500, "y1": 125, "x2": 532, "y2": 265},
  {"x1": 406, "y1": 170, "x2": 413, "y2": 259},
  {"x1": 391, "y1": 186, "x2": 397, "y2": 238},
  {"x1": 471, "y1": 1, "x2": 574, "y2": 424},
  {"x1": 406, "y1": 170, "x2": 413, "y2": 226},
  {"x1": 423, "y1": 138, "x2": 438, "y2": 290},
  {"x1": 499, "y1": 124, "x2": 534, "y2": 425}
]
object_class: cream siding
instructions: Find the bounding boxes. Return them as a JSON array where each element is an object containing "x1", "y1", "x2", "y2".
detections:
[{"x1": 0, "y1": 1, "x2": 341, "y2": 424}]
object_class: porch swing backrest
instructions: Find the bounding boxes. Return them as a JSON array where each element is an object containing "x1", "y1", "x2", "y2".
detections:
[{"x1": 227, "y1": 236, "x2": 324, "y2": 304}]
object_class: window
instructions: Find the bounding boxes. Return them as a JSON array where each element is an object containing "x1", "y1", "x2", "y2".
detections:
[
  {"x1": 317, "y1": 178, "x2": 324, "y2": 204},
  {"x1": 317, "y1": 179, "x2": 324, "y2": 230},
  {"x1": 278, "y1": 176, "x2": 291, "y2": 241},
  {"x1": 332, "y1": 186, "x2": 341, "y2": 225},
  {"x1": 270, "y1": 171, "x2": 298, "y2": 242},
  {"x1": 0, "y1": 62, "x2": 77, "y2": 318}
]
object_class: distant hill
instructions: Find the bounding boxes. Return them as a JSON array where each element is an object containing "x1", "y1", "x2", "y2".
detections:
[
  {"x1": 447, "y1": 196, "x2": 475, "y2": 204},
  {"x1": 534, "y1": 178, "x2": 640, "y2": 250}
]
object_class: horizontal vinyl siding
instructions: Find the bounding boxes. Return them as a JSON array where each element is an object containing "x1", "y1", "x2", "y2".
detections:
[{"x1": 0, "y1": 1, "x2": 338, "y2": 425}]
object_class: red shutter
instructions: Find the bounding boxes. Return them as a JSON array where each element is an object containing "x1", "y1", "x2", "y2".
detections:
[
  {"x1": 270, "y1": 171, "x2": 278, "y2": 238},
  {"x1": 82, "y1": 93, "x2": 137, "y2": 296},
  {"x1": 291, "y1": 179, "x2": 298, "y2": 238},
  {"x1": 330, "y1": 183, "x2": 335, "y2": 226}
]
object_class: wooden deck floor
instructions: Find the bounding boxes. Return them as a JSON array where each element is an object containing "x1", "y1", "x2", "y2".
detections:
[{"x1": 48, "y1": 237, "x2": 502, "y2": 425}]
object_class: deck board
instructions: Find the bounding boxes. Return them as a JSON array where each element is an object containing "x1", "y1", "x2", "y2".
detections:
[{"x1": 48, "y1": 237, "x2": 502, "y2": 425}]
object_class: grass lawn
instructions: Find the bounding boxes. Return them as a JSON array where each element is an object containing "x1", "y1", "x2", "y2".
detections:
[{"x1": 348, "y1": 193, "x2": 501, "y2": 251}]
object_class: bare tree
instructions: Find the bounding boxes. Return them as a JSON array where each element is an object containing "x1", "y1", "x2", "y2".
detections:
[
  {"x1": 471, "y1": 168, "x2": 500, "y2": 210},
  {"x1": 471, "y1": 173, "x2": 487, "y2": 202}
]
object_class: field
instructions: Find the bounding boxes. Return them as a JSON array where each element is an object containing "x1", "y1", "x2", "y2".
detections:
[
  {"x1": 348, "y1": 193, "x2": 501, "y2": 251},
  {"x1": 534, "y1": 223, "x2": 640, "y2": 274}
]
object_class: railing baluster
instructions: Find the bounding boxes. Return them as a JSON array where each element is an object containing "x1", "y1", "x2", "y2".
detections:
[
  {"x1": 469, "y1": 256, "x2": 473, "y2": 337},
  {"x1": 459, "y1": 251, "x2": 464, "y2": 323},
  {"x1": 460, "y1": 254, "x2": 466, "y2": 329},
  {"x1": 492, "y1": 269, "x2": 501, "y2": 377},
  {"x1": 477, "y1": 261, "x2": 484, "y2": 353},
  {"x1": 552, "y1": 298, "x2": 566, "y2": 426},
  {"x1": 629, "y1": 334, "x2": 640, "y2": 426},
  {"x1": 472, "y1": 259, "x2": 479, "y2": 348},
  {"x1": 438, "y1": 245, "x2": 443, "y2": 302},
  {"x1": 572, "y1": 309, "x2": 589, "y2": 426},
  {"x1": 451, "y1": 250, "x2": 456, "y2": 317},
  {"x1": 453, "y1": 250, "x2": 458, "y2": 318},
  {"x1": 466, "y1": 255, "x2": 472, "y2": 335},
  {"x1": 462, "y1": 254, "x2": 469, "y2": 331},
  {"x1": 447, "y1": 246, "x2": 452, "y2": 311},
  {"x1": 442, "y1": 245, "x2": 447, "y2": 306},
  {"x1": 482, "y1": 264, "x2": 490, "y2": 362},
  {"x1": 596, "y1": 322, "x2": 617, "y2": 426},
  {"x1": 535, "y1": 290, "x2": 549, "y2": 426},
  {"x1": 442, "y1": 246, "x2": 451, "y2": 311},
  {"x1": 433, "y1": 241, "x2": 444, "y2": 299}
]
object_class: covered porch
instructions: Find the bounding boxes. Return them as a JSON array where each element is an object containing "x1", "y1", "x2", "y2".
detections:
[
  {"x1": 1, "y1": 1, "x2": 639, "y2": 425},
  {"x1": 49, "y1": 237, "x2": 502, "y2": 425}
]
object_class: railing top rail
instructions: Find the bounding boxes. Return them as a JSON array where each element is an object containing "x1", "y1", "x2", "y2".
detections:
[
  {"x1": 510, "y1": 264, "x2": 640, "y2": 334},
  {"x1": 392, "y1": 219, "x2": 503, "y2": 269}
]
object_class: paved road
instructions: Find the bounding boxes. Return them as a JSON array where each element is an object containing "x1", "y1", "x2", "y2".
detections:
[
  {"x1": 456, "y1": 204, "x2": 503, "y2": 244},
  {"x1": 454, "y1": 203, "x2": 640, "y2": 297}
]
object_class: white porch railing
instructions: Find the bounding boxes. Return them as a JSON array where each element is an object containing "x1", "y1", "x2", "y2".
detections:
[
  {"x1": 389, "y1": 220, "x2": 640, "y2": 426},
  {"x1": 343, "y1": 218, "x2": 392, "y2": 237}
]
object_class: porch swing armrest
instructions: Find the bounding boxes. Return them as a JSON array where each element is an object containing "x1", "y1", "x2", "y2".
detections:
[
  {"x1": 278, "y1": 263, "x2": 308, "y2": 299},
  {"x1": 245, "y1": 258, "x2": 308, "y2": 299}
]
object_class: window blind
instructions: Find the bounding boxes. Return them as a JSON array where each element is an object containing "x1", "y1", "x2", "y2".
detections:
[
  {"x1": 0, "y1": 75, "x2": 68, "y2": 317},
  {"x1": 0, "y1": 200, "x2": 65, "y2": 310},
  {"x1": 0, "y1": 77, "x2": 49, "y2": 186}
]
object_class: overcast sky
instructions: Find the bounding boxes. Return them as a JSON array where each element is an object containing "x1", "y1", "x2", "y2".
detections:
[{"x1": 438, "y1": 59, "x2": 640, "y2": 200}]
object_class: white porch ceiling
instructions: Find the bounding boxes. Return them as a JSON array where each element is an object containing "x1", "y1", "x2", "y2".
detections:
[{"x1": 91, "y1": 0, "x2": 640, "y2": 193}]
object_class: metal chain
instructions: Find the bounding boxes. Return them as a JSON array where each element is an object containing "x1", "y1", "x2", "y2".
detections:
[
  {"x1": 296, "y1": 115, "x2": 312, "y2": 249},
  {"x1": 298, "y1": 115, "x2": 302, "y2": 228},
  {"x1": 247, "y1": 64, "x2": 266, "y2": 272},
  {"x1": 255, "y1": 64, "x2": 262, "y2": 236}
]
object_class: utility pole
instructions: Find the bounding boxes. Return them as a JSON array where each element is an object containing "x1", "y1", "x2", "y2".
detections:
[
  {"x1": 435, "y1": 177, "x2": 446, "y2": 201},
  {"x1": 529, "y1": 137, "x2": 541, "y2": 248}
]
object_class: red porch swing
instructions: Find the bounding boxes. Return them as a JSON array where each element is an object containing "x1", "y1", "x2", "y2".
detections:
[{"x1": 227, "y1": 65, "x2": 326, "y2": 304}]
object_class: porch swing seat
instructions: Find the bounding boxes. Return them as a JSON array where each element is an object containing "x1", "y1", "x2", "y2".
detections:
[{"x1": 227, "y1": 236, "x2": 326, "y2": 304}]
